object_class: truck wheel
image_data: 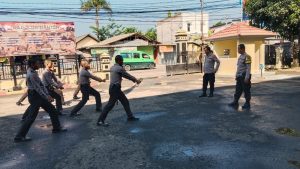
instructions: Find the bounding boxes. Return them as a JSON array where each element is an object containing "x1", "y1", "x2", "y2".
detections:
[{"x1": 125, "y1": 65, "x2": 131, "y2": 71}]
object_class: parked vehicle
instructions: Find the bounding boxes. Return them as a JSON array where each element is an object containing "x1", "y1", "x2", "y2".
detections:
[{"x1": 114, "y1": 50, "x2": 156, "y2": 71}]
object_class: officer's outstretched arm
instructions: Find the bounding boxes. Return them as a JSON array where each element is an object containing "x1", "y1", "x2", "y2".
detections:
[
  {"x1": 90, "y1": 75, "x2": 106, "y2": 83},
  {"x1": 120, "y1": 68, "x2": 139, "y2": 83}
]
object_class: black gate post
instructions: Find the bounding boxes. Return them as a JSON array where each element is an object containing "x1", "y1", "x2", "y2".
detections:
[
  {"x1": 96, "y1": 57, "x2": 99, "y2": 72},
  {"x1": 56, "y1": 55, "x2": 61, "y2": 78},
  {"x1": 1, "y1": 63, "x2": 4, "y2": 79},
  {"x1": 75, "y1": 55, "x2": 79, "y2": 81},
  {"x1": 12, "y1": 57, "x2": 21, "y2": 91}
]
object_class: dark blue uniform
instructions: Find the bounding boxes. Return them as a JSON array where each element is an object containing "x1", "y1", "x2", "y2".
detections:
[{"x1": 15, "y1": 68, "x2": 63, "y2": 140}]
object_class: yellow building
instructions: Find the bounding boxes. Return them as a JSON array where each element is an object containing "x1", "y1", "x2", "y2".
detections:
[{"x1": 206, "y1": 22, "x2": 277, "y2": 75}]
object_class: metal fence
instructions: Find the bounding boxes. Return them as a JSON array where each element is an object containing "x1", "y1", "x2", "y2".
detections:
[
  {"x1": 0, "y1": 57, "x2": 102, "y2": 80},
  {"x1": 162, "y1": 51, "x2": 202, "y2": 76}
]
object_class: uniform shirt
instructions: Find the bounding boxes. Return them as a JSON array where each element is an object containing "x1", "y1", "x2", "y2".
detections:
[
  {"x1": 110, "y1": 64, "x2": 137, "y2": 85},
  {"x1": 79, "y1": 68, "x2": 100, "y2": 85},
  {"x1": 236, "y1": 53, "x2": 252, "y2": 80},
  {"x1": 42, "y1": 69, "x2": 59, "y2": 88},
  {"x1": 203, "y1": 53, "x2": 220, "y2": 74},
  {"x1": 26, "y1": 67, "x2": 49, "y2": 99}
]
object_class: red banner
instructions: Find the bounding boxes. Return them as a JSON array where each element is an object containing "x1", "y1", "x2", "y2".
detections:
[{"x1": 0, "y1": 22, "x2": 76, "y2": 57}]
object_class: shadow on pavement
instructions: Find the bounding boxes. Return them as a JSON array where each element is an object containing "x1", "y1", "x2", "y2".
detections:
[{"x1": 0, "y1": 77, "x2": 300, "y2": 169}]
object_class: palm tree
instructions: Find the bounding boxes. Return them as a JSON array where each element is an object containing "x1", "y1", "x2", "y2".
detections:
[{"x1": 81, "y1": 0, "x2": 112, "y2": 29}]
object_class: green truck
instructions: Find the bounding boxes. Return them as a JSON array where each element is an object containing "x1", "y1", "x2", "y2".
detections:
[{"x1": 114, "y1": 50, "x2": 156, "y2": 71}]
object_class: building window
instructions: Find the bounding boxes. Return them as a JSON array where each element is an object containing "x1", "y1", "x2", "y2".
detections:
[
  {"x1": 182, "y1": 43, "x2": 186, "y2": 52},
  {"x1": 187, "y1": 23, "x2": 191, "y2": 32}
]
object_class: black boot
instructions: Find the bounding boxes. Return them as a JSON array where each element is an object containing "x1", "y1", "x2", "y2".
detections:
[
  {"x1": 73, "y1": 96, "x2": 80, "y2": 100},
  {"x1": 228, "y1": 101, "x2": 239, "y2": 108},
  {"x1": 127, "y1": 116, "x2": 139, "y2": 121},
  {"x1": 208, "y1": 92, "x2": 214, "y2": 97},
  {"x1": 242, "y1": 102, "x2": 251, "y2": 110},
  {"x1": 199, "y1": 93, "x2": 207, "y2": 97}
]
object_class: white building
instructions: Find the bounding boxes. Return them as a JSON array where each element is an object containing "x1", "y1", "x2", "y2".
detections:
[{"x1": 156, "y1": 12, "x2": 209, "y2": 45}]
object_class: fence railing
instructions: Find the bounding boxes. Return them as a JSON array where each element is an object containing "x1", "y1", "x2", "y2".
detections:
[{"x1": 0, "y1": 57, "x2": 102, "y2": 80}]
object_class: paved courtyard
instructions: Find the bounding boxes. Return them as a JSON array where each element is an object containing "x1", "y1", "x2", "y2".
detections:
[{"x1": 0, "y1": 73, "x2": 300, "y2": 169}]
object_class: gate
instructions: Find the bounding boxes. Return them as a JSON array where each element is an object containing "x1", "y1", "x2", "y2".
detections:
[{"x1": 165, "y1": 51, "x2": 202, "y2": 76}]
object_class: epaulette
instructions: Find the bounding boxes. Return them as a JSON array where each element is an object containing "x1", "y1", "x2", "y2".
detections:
[{"x1": 245, "y1": 54, "x2": 252, "y2": 64}]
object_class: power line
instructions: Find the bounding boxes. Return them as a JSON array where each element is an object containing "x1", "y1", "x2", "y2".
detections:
[
  {"x1": 0, "y1": 0, "x2": 233, "y2": 6},
  {"x1": 0, "y1": 1, "x2": 236, "y2": 11},
  {"x1": 0, "y1": 3, "x2": 240, "y2": 16}
]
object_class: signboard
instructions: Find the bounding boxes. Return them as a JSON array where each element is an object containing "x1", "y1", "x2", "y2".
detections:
[
  {"x1": 259, "y1": 64, "x2": 265, "y2": 70},
  {"x1": 91, "y1": 48, "x2": 109, "y2": 55},
  {"x1": 0, "y1": 22, "x2": 76, "y2": 57}
]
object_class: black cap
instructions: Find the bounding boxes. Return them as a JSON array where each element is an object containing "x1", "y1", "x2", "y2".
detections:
[{"x1": 115, "y1": 55, "x2": 123, "y2": 62}]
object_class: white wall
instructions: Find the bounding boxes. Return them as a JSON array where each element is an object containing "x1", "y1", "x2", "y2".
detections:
[
  {"x1": 157, "y1": 15, "x2": 181, "y2": 45},
  {"x1": 181, "y1": 13, "x2": 209, "y2": 36},
  {"x1": 157, "y1": 12, "x2": 209, "y2": 45}
]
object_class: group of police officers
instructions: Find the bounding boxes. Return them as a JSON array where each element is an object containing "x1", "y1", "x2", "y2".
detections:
[{"x1": 14, "y1": 44, "x2": 251, "y2": 143}]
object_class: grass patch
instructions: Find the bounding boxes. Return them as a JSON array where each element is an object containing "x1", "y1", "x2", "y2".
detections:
[
  {"x1": 275, "y1": 128, "x2": 300, "y2": 137},
  {"x1": 288, "y1": 160, "x2": 300, "y2": 168}
]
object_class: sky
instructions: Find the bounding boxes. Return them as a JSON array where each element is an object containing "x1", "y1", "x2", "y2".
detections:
[{"x1": 0, "y1": 0, "x2": 243, "y2": 36}]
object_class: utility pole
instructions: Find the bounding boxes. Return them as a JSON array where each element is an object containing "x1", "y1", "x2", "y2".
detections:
[{"x1": 200, "y1": 0, "x2": 204, "y2": 72}]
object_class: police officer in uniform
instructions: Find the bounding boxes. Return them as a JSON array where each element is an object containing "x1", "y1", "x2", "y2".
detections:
[
  {"x1": 21, "y1": 60, "x2": 64, "y2": 121},
  {"x1": 42, "y1": 60, "x2": 64, "y2": 114},
  {"x1": 73, "y1": 58, "x2": 92, "y2": 100},
  {"x1": 14, "y1": 58, "x2": 67, "y2": 143},
  {"x1": 199, "y1": 46, "x2": 220, "y2": 97},
  {"x1": 228, "y1": 44, "x2": 252, "y2": 109},
  {"x1": 97, "y1": 55, "x2": 142, "y2": 126},
  {"x1": 70, "y1": 60, "x2": 106, "y2": 117}
]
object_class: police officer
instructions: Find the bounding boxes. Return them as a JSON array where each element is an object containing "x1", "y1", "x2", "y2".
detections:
[
  {"x1": 199, "y1": 46, "x2": 220, "y2": 97},
  {"x1": 73, "y1": 58, "x2": 92, "y2": 100},
  {"x1": 97, "y1": 55, "x2": 142, "y2": 126},
  {"x1": 70, "y1": 60, "x2": 106, "y2": 117},
  {"x1": 42, "y1": 60, "x2": 64, "y2": 114},
  {"x1": 14, "y1": 58, "x2": 67, "y2": 143},
  {"x1": 228, "y1": 44, "x2": 252, "y2": 109},
  {"x1": 21, "y1": 60, "x2": 64, "y2": 121}
]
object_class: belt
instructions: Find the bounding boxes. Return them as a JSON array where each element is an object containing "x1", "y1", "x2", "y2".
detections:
[{"x1": 110, "y1": 83, "x2": 121, "y2": 88}]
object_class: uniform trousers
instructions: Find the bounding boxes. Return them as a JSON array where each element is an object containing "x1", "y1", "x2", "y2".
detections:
[
  {"x1": 70, "y1": 84, "x2": 101, "y2": 115},
  {"x1": 46, "y1": 86, "x2": 62, "y2": 111},
  {"x1": 234, "y1": 74, "x2": 251, "y2": 103},
  {"x1": 16, "y1": 90, "x2": 61, "y2": 138},
  {"x1": 202, "y1": 73, "x2": 215, "y2": 94},
  {"x1": 98, "y1": 84, "x2": 133, "y2": 122},
  {"x1": 21, "y1": 87, "x2": 62, "y2": 120}
]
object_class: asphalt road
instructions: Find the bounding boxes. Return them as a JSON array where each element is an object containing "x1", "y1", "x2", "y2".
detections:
[{"x1": 0, "y1": 74, "x2": 300, "y2": 169}]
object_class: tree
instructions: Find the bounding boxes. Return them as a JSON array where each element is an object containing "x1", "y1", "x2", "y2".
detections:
[
  {"x1": 212, "y1": 21, "x2": 226, "y2": 27},
  {"x1": 245, "y1": 0, "x2": 300, "y2": 65},
  {"x1": 90, "y1": 22, "x2": 123, "y2": 41},
  {"x1": 121, "y1": 27, "x2": 141, "y2": 34},
  {"x1": 90, "y1": 21, "x2": 141, "y2": 41},
  {"x1": 81, "y1": 0, "x2": 112, "y2": 29},
  {"x1": 168, "y1": 11, "x2": 172, "y2": 17},
  {"x1": 144, "y1": 28, "x2": 157, "y2": 41}
]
